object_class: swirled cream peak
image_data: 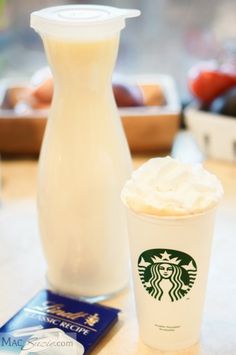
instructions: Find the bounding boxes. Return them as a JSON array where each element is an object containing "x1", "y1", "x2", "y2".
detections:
[{"x1": 121, "y1": 157, "x2": 223, "y2": 216}]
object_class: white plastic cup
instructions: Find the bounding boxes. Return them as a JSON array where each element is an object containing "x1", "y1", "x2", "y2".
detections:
[{"x1": 126, "y1": 207, "x2": 217, "y2": 351}]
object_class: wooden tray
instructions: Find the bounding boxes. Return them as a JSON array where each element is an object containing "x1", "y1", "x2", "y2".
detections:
[{"x1": 0, "y1": 75, "x2": 180, "y2": 155}]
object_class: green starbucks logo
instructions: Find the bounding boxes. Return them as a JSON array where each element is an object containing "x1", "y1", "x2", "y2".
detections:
[{"x1": 138, "y1": 249, "x2": 197, "y2": 302}]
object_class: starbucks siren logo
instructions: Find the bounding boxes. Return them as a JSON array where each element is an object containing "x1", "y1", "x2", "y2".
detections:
[{"x1": 138, "y1": 249, "x2": 197, "y2": 302}]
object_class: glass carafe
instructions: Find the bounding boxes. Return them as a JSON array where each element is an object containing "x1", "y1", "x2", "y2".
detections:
[{"x1": 31, "y1": 5, "x2": 140, "y2": 300}]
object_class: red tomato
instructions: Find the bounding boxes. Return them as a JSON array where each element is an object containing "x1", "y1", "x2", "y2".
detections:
[{"x1": 188, "y1": 61, "x2": 236, "y2": 104}]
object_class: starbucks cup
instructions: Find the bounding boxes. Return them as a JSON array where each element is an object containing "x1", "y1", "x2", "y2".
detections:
[{"x1": 125, "y1": 206, "x2": 217, "y2": 351}]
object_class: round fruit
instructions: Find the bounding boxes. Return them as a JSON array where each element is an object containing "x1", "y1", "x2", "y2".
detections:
[
  {"x1": 112, "y1": 82, "x2": 144, "y2": 107},
  {"x1": 32, "y1": 77, "x2": 53, "y2": 103},
  {"x1": 210, "y1": 86, "x2": 236, "y2": 117},
  {"x1": 188, "y1": 61, "x2": 236, "y2": 104}
]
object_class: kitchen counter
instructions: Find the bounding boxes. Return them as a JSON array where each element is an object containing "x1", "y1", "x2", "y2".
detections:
[{"x1": 0, "y1": 146, "x2": 236, "y2": 354}]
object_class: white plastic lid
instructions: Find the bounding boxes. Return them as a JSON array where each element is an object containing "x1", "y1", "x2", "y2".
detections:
[{"x1": 31, "y1": 5, "x2": 140, "y2": 39}]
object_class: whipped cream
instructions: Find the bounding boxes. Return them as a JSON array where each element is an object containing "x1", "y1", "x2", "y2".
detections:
[{"x1": 121, "y1": 157, "x2": 223, "y2": 216}]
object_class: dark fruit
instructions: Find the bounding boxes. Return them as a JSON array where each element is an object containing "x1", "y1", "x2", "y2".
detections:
[
  {"x1": 209, "y1": 86, "x2": 236, "y2": 117},
  {"x1": 112, "y1": 82, "x2": 144, "y2": 107}
]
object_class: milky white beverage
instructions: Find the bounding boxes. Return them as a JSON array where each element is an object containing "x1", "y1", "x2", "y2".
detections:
[
  {"x1": 121, "y1": 157, "x2": 223, "y2": 351},
  {"x1": 31, "y1": 6, "x2": 140, "y2": 299}
]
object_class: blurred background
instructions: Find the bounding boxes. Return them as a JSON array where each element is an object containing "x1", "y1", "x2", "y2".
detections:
[
  {"x1": 0, "y1": 0, "x2": 236, "y2": 100},
  {"x1": 1, "y1": 3, "x2": 236, "y2": 352}
]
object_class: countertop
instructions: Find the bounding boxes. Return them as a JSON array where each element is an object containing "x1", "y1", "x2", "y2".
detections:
[{"x1": 0, "y1": 140, "x2": 236, "y2": 354}]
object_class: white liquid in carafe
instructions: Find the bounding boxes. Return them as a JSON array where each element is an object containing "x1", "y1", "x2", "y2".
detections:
[{"x1": 38, "y1": 35, "x2": 132, "y2": 298}]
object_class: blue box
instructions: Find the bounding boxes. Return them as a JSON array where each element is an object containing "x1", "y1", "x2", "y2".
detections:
[{"x1": 0, "y1": 290, "x2": 120, "y2": 354}]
